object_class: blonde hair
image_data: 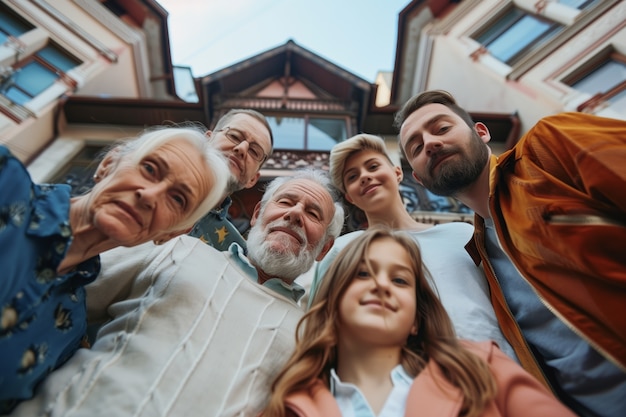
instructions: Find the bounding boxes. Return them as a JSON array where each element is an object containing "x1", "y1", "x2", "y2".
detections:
[
  {"x1": 108, "y1": 125, "x2": 229, "y2": 229},
  {"x1": 329, "y1": 134, "x2": 394, "y2": 194},
  {"x1": 264, "y1": 228, "x2": 497, "y2": 417}
]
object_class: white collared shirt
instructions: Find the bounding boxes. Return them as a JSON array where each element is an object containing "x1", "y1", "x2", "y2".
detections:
[{"x1": 330, "y1": 365, "x2": 413, "y2": 417}]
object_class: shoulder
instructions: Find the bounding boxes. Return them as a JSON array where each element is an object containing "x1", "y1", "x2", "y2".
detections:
[
  {"x1": 0, "y1": 145, "x2": 32, "y2": 194},
  {"x1": 522, "y1": 112, "x2": 625, "y2": 149},
  {"x1": 459, "y1": 340, "x2": 498, "y2": 362},
  {"x1": 284, "y1": 380, "x2": 341, "y2": 417},
  {"x1": 335, "y1": 230, "x2": 364, "y2": 245}
]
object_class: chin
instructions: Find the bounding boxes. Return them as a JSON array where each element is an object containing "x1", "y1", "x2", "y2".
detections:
[{"x1": 267, "y1": 243, "x2": 299, "y2": 256}]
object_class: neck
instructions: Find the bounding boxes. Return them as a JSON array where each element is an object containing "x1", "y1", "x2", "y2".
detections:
[
  {"x1": 336, "y1": 341, "x2": 402, "y2": 385},
  {"x1": 454, "y1": 160, "x2": 492, "y2": 219},
  {"x1": 256, "y1": 267, "x2": 272, "y2": 285},
  {"x1": 58, "y1": 195, "x2": 116, "y2": 274},
  {"x1": 363, "y1": 197, "x2": 432, "y2": 231},
  {"x1": 335, "y1": 340, "x2": 402, "y2": 415},
  {"x1": 255, "y1": 266, "x2": 292, "y2": 286}
]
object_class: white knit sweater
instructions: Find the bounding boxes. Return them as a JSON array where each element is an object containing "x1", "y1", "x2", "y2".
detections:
[{"x1": 12, "y1": 236, "x2": 303, "y2": 417}]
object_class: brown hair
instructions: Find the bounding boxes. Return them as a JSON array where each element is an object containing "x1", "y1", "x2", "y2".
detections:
[
  {"x1": 264, "y1": 227, "x2": 497, "y2": 417},
  {"x1": 394, "y1": 90, "x2": 475, "y2": 131}
]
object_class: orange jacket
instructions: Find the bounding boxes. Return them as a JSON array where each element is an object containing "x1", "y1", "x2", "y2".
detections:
[
  {"x1": 277, "y1": 341, "x2": 574, "y2": 417},
  {"x1": 466, "y1": 112, "x2": 626, "y2": 387}
]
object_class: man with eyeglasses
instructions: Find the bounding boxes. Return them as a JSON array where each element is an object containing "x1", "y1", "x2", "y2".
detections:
[{"x1": 189, "y1": 109, "x2": 274, "y2": 251}]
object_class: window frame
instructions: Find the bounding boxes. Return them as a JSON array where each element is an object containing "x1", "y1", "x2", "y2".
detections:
[
  {"x1": 472, "y1": 5, "x2": 563, "y2": 66},
  {"x1": 563, "y1": 50, "x2": 626, "y2": 111},
  {"x1": 265, "y1": 113, "x2": 351, "y2": 151}
]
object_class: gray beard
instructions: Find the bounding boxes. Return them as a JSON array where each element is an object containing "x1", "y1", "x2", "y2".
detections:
[
  {"x1": 246, "y1": 224, "x2": 323, "y2": 282},
  {"x1": 226, "y1": 173, "x2": 242, "y2": 194}
]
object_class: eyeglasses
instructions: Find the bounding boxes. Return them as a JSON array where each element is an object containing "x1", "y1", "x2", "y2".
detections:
[{"x1": 219, "y1": 127, "x2": 268, "y2": 163}]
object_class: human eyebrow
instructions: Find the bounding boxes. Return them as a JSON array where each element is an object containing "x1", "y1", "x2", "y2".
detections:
[
  {"x1": 364, "y1": 157, "x2": 383, "y2": 165},
  {"x1": 147, "y1": 154, "x2": 168, "y2": 179},
  {"x1": 153, "y1": 154, "x2": 198, "y2": 207},
  {"x1": 404, "y1": 114, "x2": 451, "y2": 150},
  {"x1": 343, "y1": 166, "x2": 357, "y2": 178},
  {"x1": 424, "y1": 114, "x2": 448, "y2": 129},
  {"x1": 278, "y1": 191, "x2": 324, "y2": 215},
  {"x1": 176, "y1": 182, "x2": 195, "y2": 201}
]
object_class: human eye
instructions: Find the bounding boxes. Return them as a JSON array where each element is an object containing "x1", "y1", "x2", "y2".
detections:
[
  {"x1": 436, "y1": 124, "x2": 451, "y2": 134},
  {"x1": 227, "y1": 131, "x2": 243, "y2": 144},
  {"x1": 171, "y1": 192, "x2": 187, "y2": 209},
  {"x1": 248, "y1": 144, "x2": 263, "y2": 161},
  {"x1": 368, "y1": 162, "x2": 380, "y2": 171},
  {"x1": 307, "y1": 209, "x2": 321, "y2": 221},
  {"x1": 141, "y1": 160, "x2": 158, "y2": 178},
  {"x1": 392, "y1": 276, "x2": 410, "y2": 285},
  {"x1": 392, "y1": 270, "x2": 414, "y2": 286},
  {"x1": 276, "y1": 198, "x2": 293, "y2": 206},
  {"x1": 356, "y1": 269, "x2": 370, "y2": 279},
  {"x1": 344, "y1": 171, "x2": 357, "y2": 183},
  {"x1": 410, "y1": 143, "x2": 423, "y2": 157}
]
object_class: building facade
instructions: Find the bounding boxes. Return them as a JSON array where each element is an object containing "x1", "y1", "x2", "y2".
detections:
[{"x1": 2, "y1": 0, "x2": 624, "y2": 235}]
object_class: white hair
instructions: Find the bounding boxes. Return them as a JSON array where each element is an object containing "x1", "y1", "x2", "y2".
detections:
[{"x1": 108, "y1": 125, "x2": 229, "y2": 229}]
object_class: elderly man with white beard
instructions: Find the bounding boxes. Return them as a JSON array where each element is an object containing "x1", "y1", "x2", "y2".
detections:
[{"x1": 10, "y1": 170, "x2": 344, "y2": 417}]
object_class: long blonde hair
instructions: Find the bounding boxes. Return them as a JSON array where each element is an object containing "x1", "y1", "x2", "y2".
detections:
[{"x1": 264, "y1": 228, "x2": 497, "y2": 417}]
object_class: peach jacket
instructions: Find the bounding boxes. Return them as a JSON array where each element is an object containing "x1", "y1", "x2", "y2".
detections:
[
  {"x1": 466, "y1": 112, "x2": 626, "y2": 385},
  {"x1": 277, "y1": 341, "x2": 575, "y2": 417}
]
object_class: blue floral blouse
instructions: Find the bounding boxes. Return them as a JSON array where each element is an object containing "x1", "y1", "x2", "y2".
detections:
[{"x1": 0, "y1": 146, "x2": 100, "y2": 413}]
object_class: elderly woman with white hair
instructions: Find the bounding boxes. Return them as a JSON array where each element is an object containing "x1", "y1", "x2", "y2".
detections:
[{"x1": 0, "y1": 126, "x2": 228, "y2": 412}]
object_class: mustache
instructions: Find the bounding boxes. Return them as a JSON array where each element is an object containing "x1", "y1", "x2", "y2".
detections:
[
  {"x1": 427, "y1": 149, "x2": 454, "y2": 173},
  {"x1": 267, "y1": 220, "x2": 307, "y2": 244}
]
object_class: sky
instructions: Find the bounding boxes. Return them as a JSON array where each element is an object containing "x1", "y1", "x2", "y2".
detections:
[{"x1": 157, "y1": 0, "x2": 410, "y2": 83}]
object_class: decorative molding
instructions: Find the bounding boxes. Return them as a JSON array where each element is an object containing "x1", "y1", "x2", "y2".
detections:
[
  {"x1": 507, "y1": 0, "x2": 622, "y2": 80},
  {"x1": 73, "y1": 0, "x2": 151, "y2": 97},
  {"x1": 30, "y1": 0, "x2": 118, "y2": 63}
]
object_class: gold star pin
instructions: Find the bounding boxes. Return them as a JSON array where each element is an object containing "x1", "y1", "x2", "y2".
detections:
[{"x1": 215, "y1": 226, "x2": 228, "y2": 243}]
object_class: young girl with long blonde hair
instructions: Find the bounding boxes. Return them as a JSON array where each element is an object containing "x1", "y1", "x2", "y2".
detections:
[{"x1": 263, "y1": 228, "x2": 574, "y2": 417}]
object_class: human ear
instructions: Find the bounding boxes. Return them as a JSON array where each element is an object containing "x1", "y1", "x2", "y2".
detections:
[
  {"x1": 474, "y1": 122, "x2": 491, "y2": 144},
  {"x1": 315, "y1": 237, "x2": 335, "y2": 262},
  {"x1": 249, "y1": 202, "x2": 262, "y2": 227},
  {"x1": 243, "y1": 172, "x2": 261, "y2": 189},
  {"x1": 395, "y1": 165, "x2": 403, "y2": 183},
  {"x1": 94, "y1": 148, "x2": 121, "y2": 182}
]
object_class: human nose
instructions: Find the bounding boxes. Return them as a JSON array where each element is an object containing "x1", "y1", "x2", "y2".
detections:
[
  {"x1": 232, "y1": 139, "x2": 249, "y2": 158},
  {"x1": 283, "y1": 204, "x2": 304, "y2": 226},
  {"x1": 136, "y1": 183, "x2": 165, "y2": 209},
  {"x1": 423, "y1": 135, "x2": 443, "y2": 156},
  {"x1": 371, "y1": 273, "x2": 391, "y2": 294},
  {"x1": 359, "y1": 170, "x2": 371, "y2": 185}
]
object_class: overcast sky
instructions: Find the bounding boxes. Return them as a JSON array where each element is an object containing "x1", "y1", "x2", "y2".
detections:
[{"x1": 158, "y1": 0, "x2": 410, "y2": 82}]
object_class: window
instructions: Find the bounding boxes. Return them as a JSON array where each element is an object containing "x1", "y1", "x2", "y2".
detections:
[
  {"x1": 565, "y1": 52, "x2": 626, "y2": 113},
  {"x1": 1, "y1": 42, "x2": 81, "y2": 106},
  {"x1": 558, "y1": 0, "x2": 598, "y2": 9},
  {"x1": 50, "y1": 145, "x2": 104, "y2": 197},
  {"x1": 1, "y1": 4, "x2": 82, "y2": 108},
  {"x1": 0, "y1": 4, "x2": 33, "y2": 44},
  {"x1": 473, "y1": 7, "x2": 562, "y2": 65},
  {"x1": 267, "y1": 115, "x2": 348, "y2": 151}
]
